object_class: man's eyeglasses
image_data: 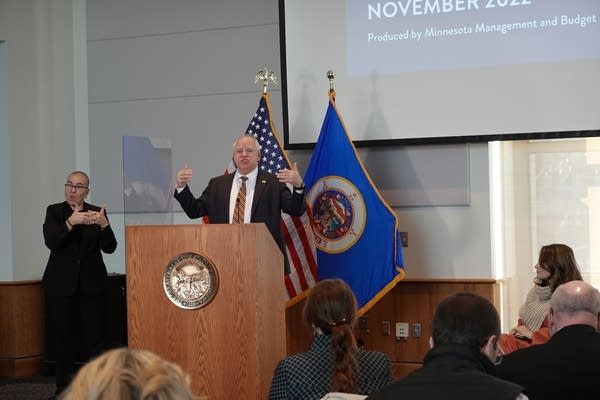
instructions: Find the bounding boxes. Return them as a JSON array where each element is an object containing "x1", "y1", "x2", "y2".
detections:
[
  {"x1": 234, "y1": 147, "x2": 258, "y2": 154},
  {"x1": 494, "y1": 345, "x2": 504, "y2": 366},
  {"x1": 64, "y1": 183, "x2": 88, "y2": 191}
]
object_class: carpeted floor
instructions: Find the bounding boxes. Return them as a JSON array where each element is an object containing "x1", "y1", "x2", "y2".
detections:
[{"x1": 0, "y1": 376, "x2": 56, "y2": 400}]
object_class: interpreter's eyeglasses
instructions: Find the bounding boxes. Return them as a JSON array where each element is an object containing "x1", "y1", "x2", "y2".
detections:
[{"x1": 64, "y1": 183, "x2": 88, "y2": 191}]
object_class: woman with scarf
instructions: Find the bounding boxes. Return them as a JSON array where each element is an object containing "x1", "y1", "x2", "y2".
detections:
[{"x1": 499, "y1": 243, "x2": 582, "y2": 355}]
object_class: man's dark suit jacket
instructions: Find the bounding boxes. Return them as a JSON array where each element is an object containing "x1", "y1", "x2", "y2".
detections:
[
  {"x1": 174, "y1": 171, "x2": 305, "y2": 273},
  {"x1": 497, "y1": 324, "x2": 600, "y2": 399},
  {"x1": 42, "y1": 201, "x2": 118, "y2": 296}
]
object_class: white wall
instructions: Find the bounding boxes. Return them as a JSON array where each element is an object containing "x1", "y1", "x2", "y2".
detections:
[
  {"x1": 86, "y1": 0, "x2": 283, "y2": 212},
  {"x1": 0, "y1": 40, "x2": 11, "y2": 281},
  {"x1": 1, "y1": 0, "x2": 492, "y2": 283},
  {"x1": 398, "y1": 143, "x2": 491, "y2": 278},
  {"x1": 86, "y1": 0, "x2": 492, "y2": 277},
  {"x1": 0, "y1": 0, "x2": 87, "y2": 281}
]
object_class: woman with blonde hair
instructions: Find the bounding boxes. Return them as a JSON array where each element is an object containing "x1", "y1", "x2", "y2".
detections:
[
  {"x1": 60, "y1": 347, "x2": 198, "y2": 400},
  {"x1": 268, "y1": 279, "x2": 393, "y2": 399},
  {"x1": 499, "y1": 243, "x2": 582, "y2": 355}
]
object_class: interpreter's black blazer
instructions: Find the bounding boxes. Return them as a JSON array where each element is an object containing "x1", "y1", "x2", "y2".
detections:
[
  {"x1": 174, "y1": 171, "x2": 305, "y2": 273},
  {"x1": 42, "y1": 202, "x2": 117, "y2": 296},
  {"x1": 497, "y1": 324, "x2": 600, "y2": 399}
]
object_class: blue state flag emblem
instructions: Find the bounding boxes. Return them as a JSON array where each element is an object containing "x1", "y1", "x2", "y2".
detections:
[{"x1": 307, "y1": 176, "x2": 366, "y2": 254}]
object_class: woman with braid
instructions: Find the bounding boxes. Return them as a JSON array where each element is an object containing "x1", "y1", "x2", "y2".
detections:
[
  {"x1": 268, "y1": 279, "x2": 394, "y2": 400},
  {"x1": 499, "y1": 243, "x2": 583, "y2": 355}
]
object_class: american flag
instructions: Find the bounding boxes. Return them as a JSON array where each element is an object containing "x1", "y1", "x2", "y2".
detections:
[{"x1": 245, "y1": 94, "x2": 318, "y2": 299}]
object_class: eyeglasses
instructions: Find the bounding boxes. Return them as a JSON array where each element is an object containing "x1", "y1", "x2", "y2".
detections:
[
  {"x1": 234, "y1": 147, "x2": 258, "y2": 154},
  {"x1": 64, "y1": 183, "x2": 88, "y2": 191},
  {"x1": 494, "y1": 347, "x2": 504, "y2": 366}
]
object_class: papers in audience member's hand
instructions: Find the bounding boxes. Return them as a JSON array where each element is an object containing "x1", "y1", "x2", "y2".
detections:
[{"x1": 320, "y1": 393, "x2": 367, "y2": 400}]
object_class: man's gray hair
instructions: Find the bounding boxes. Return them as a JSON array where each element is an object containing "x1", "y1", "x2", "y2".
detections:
[
  {"x1": 232, "y1": 135, "x2": 260, "y2": 151},
  {"x1": 551, "y1": 281, "x2": 600, "y2": 316}
]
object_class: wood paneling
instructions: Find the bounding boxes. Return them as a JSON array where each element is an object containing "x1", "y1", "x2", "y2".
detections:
[
  {"x1": 285, "y1": 294, "x2": 312, "y2": 356},
  {"x1": 286, "y1": 278, "x2": 499, "y2": 379},
  {"x1": 0, "y1": 275, "x2": 499, "y2": 383},
  {"x1": 0, "y1": 280, "x2": 45, "y2": 377}
]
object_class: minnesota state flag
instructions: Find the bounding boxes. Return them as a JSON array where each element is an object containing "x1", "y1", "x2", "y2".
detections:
[{"x1": 303, "y1": 92, "x2": 404, "y2": 311}]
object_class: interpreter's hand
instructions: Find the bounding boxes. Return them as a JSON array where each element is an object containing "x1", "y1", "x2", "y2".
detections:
[
  {"x1": 277, "y1": 162, "x2": 303, "y2": 188},
  {"x1": 176, "y1": 164, "x2": 193, "y2": 188},
  {"x1": 88, "y1": 206, "x2": 109, "y2": 228},
  {"x1": 68, "y1": 208, "x2": 93, "y2": 226}
]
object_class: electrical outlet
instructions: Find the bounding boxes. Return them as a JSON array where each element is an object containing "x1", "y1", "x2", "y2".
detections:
[
  {"x1": 400, "y1": 232, "x2": 408, "y2": 247},
  {"x1": 412, "y1": 323, "x2": 422, "y2": 338},
  {"x1": 395, "y1": 322, "x2": 409, "y2": 338}
]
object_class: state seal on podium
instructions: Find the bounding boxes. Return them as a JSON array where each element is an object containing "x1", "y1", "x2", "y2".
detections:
[{"x1": 163, "y1": 252, "x2": 219, "y2": 310}]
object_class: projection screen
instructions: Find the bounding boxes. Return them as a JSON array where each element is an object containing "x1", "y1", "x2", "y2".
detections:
[{"x1": 280, "y1": 0, "x2": 600, "y2": 146}]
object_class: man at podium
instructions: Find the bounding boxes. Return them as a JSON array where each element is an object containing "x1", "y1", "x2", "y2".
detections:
[{"x1": 174, "y1": 135, "x2": 305, "y2": 273}]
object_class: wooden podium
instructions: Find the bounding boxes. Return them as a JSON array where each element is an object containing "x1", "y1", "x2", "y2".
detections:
[{"x1": 126, "y1": 224, "x2": 286, "y2": 399}]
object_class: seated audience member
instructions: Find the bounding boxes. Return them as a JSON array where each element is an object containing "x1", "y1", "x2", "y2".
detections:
[
  {"x1": 268, "y1": 279, "x2": 394, "y2": 400},
  {"x1": 367, "y1": 292, "x2": 528, "y2": 400},
  {"x1": 499, "y1": 243, "x2": 582, "y2": 354},
  {"x1": 60, "y1": 347, "x2": 199, "y2": 400},
  {"x1": 497, "y1": 280, "x2": 600, "y2": 400}
]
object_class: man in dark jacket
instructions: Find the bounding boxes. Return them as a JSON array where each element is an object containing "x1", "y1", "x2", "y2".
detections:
[
  {"x1": 174, "y1": 135, "x2": 305, "y2": 274},
  {"x1": 497, "y1": 280, "x2": 600, "y2": 399},
  {"x1": 43, "y1": 170, "x2": 117, "y2": 396},
  {"x1": 368, "y1": 292, "x2": 528, "y2": 400}
]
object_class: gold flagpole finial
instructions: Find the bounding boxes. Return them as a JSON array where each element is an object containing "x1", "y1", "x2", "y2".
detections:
[{"x1": 255, "y1": 68, "x2": 278, "y2": 94}]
